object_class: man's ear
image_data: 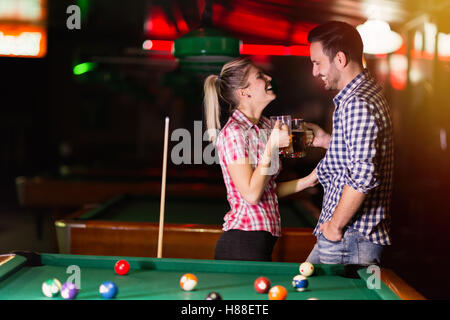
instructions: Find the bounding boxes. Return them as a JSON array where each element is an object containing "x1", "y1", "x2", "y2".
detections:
[{"x1": 334, "y1": 51, "x2": 348, "y2": 70}]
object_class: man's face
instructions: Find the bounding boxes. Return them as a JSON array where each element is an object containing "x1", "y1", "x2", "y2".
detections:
[{"x1": 310, "y1": 41, "x2": 341, "y2": 90}]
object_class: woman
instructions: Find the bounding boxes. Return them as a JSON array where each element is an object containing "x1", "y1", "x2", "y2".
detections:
[{"x1": 204, "y1": 57, "x2": 317, "y2": 261}]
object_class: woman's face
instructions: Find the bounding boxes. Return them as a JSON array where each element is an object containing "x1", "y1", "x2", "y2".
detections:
[{"x1": 244, "y1": 65, "x2": 275, "y2": 105}]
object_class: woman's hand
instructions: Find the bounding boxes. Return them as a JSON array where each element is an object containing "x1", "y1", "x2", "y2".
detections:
[
  {"x1": 304, "y1": 122, "x2": 331, "y2": 150},
  {"x1": 276, "y1": 167, "x2": 319, "y2": 198},
  {"x1": 306, "y1": 168, "x2": 319, "y2": 188},
  {"x1": 270, "y1": 120, "x2": 290, "y2": 149}
]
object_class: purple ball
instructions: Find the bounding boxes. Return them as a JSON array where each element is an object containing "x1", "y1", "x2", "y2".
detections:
[{"x1": 61, "y1": 282, "x2": 78, "y2": 299}]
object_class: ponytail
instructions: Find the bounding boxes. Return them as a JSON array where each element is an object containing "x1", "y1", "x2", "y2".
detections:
[
  {"x1": 203, "y1": 75, "x2": 221, "y2": 142},
  {"x1": 203, "y1": 57, "x2": 254, "y2": 142}
]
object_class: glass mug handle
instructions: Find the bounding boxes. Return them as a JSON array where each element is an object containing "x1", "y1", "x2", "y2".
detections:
[{"x1": 305, "y1": 129, "x2": 314, "y2": 147}]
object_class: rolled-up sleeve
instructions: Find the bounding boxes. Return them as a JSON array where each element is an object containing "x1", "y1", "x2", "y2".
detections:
[{"x1": 342, "y1": 98, "x2": 381, "y2": 194}]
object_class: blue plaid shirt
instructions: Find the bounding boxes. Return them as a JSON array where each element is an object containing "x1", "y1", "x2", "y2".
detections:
[{"x1": 315, "y1": 69, "x2": 394, "y2": 245}]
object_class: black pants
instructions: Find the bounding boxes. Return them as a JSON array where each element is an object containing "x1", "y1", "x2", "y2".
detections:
[{"x1": 214, "y1": 229, "x2": 278, "y2": 262}]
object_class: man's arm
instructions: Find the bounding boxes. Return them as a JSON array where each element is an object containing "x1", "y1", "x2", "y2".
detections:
[
  {"x1": 227, "y1": 123, "x2": 290, "y2": 205},
  {"x1": 318, "y1": 185, "x2": 365, "y2": 241}
]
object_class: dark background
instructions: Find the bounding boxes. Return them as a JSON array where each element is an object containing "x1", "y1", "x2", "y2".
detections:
[{"x1": 1, "y1": 0, "x2": 449, "y2": 299}]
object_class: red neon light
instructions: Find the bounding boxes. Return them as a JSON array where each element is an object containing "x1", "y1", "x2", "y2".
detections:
[
  {"x1": 149, "y1": 40, "x2": 174, "y2": 51},
  {"x1": 291, "y1": 22, "x2": 317, "y2": 44},
  {"x1": 289, "y1": 45, "x2": 310, "y2": 56},
  {"x1": 241, "y1": 44, "x2": 310, "y2": 56},
  {"x1": 241, "y1": 44, "x2": 289, "y2": 56},
  {"x1": 145, "y1": 7, "x2": 178, "y2": 38},
  {"x1": 217, "y1": 9, "x2": 290, "y2": 40},
  {"x1": 144, "y1": 41, "x2": 311, "y2": 57}
]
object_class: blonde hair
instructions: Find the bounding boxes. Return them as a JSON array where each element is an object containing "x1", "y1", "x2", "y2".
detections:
[{"x1": 203, "y1": 57, "x2": 254, "y2": 142}]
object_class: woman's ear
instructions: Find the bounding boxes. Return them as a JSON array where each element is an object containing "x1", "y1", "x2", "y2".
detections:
[{"x1": 238, "y1": 88, "x2": 250, "y2": 98}]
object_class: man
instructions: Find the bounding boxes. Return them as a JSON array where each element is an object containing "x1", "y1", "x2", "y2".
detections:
[{"x1": 305, "y1": 21, "x2": 394, "y2": 265}]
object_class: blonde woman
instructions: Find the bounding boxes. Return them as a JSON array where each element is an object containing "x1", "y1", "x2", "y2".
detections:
[{"x1": 204, "y1": 57, "x2": 317, "y2": 261}]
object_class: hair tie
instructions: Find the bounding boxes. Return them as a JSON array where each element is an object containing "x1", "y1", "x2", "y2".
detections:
[{"x1": 216, "y1": 75, "x2": 221, "y2": 85}]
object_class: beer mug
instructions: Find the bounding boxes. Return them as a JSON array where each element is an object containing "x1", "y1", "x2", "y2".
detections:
[
  {"x1": 291, "y1": 118, "x2": 313, "y2": 158},
  {"x1": 270, "y1": 115, "x2": 293, "y2": 157}
]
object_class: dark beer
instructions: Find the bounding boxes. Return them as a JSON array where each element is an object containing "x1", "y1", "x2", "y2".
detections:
[{"x1": 291, "y1": 130, "x2": 307, "y2": 158}]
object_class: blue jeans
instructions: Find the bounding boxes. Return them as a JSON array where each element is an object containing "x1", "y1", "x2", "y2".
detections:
[{"x1": 306, "y1": 228, "x2": 384, "y2": 265}]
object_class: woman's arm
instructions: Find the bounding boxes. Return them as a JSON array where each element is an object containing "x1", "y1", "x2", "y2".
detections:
[
  {"x1": 227, "y1": 123, "x2": 290, "y2": 205},
  {"x1": 276, "y1": 168, "x2": 318, "y2": 198}
]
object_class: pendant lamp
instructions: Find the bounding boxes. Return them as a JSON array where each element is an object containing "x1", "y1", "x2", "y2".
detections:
[
  {"x1": 173, "y1": 0, "x2": 241, "y2": 72},
  {"x1": 357, "y1": 19, "x2": 403, "y2": 54}
]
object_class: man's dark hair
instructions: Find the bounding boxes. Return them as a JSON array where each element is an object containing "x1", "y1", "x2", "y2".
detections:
[{"x1": 307, "y1": 21, "x2": 363, "y2": 65}]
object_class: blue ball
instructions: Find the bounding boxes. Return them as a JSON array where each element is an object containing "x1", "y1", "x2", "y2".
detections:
[
  {"x1": 99, "y1": 281, "x2": 118, "y2": 299},
  {"x1": 292, "y1": 275, "x2": 309, "y2": 292}
]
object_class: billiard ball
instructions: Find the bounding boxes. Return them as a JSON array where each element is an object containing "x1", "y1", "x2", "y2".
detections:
[
  {"x1": 205, "y1": 292, "x2": 222, "y2": 300},
  {"x1": 99, "y1": 281, "x2": 118, "y2": 299},
  {"x1": 292, "y1": 275, "x2": 309, "y2": 292},
  {"x1": 180, "y1": 273, "x2": 198, "y2": 291},
  {"x1": 254, "y1": 276, "x2": 271, "y2": 293},
  {"x1": 60, "y1": 282, "x2": 79, "y2": 299},
  {"x1": 268, "y1": 285, "x2": 287, "y2": 300},
  {"x1": 299, "y1": 262, "x2": 314, "y2": 277},
  {"x1": 115, "y1": 260, "x2": 130, "y2": 275},
  {"x1": 42, "y1": 278, "x2": 62, "y2": 297}
]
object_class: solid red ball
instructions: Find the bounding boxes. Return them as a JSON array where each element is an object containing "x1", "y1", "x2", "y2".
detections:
[
  {"x1": 254, "y1": 276, "x2": 271, "y2": 293},
  {"x1": 115, "y1": 260, "x2": 130, "y2": 275}
]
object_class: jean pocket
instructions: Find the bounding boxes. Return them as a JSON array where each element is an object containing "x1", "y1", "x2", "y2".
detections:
[{"x1": 317, "y1": 232, "x2": 344, "y2": 264}]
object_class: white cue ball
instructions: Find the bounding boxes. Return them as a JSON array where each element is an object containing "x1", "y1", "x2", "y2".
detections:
[{"x1": 299, "y1": 262, "x2": 314, "y2": 277}]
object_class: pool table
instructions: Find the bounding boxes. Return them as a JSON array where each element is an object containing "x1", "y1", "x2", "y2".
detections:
[
  {"x1": 55, "y1": 194, "x2": 318, "y2": 262},
  {"x1": 0, "y1": 252, "x2": 424, "y2": 300},
  {"x1": 15, "y1": 167, "x2": 227, "y2": 239},
  {"x1": 15, "y1": 171, "x2": 226, "y2": 209}
]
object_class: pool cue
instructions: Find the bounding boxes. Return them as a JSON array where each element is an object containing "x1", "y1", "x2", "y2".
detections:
[{"x1": 157, "y1": 116, "x2": 170, "y2": 258}]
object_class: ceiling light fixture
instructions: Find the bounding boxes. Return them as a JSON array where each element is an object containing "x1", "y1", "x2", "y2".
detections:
[
  {"x1": 173, "y1": 0, "x2": 241, "y2": 72},
  {"x1": 357, "y1": 19, "x2": 403, "y2": 54}
]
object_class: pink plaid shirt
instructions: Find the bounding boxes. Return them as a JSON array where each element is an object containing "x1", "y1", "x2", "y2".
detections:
[{"x1": 216, "y1": 109, "x2": 281, "y2": 237}]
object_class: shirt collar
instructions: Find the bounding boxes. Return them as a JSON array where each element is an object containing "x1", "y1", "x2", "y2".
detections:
[
  {"x1": 231, "y1": 109, "x2": 269, "y2": 131},
  {"x1": 333, "y1": 69, "x2": 370, "y2": 108}
]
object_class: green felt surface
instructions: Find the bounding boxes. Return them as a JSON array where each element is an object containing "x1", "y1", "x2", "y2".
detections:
[
  {"x1": 0, "y1": 254, "x2": 399, "y2": 300},
  {"x1": 76, "y1": 194, "x2": 317, "y2": 228}
]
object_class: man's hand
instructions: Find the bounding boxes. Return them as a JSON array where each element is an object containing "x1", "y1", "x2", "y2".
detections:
[
  {"x1": 318, "y1": 220, "x2": 343, "y2": 242},
  {"x1": 304, "y1": 122, "x2": 331, "y2": 150}
]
